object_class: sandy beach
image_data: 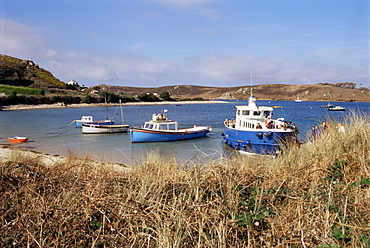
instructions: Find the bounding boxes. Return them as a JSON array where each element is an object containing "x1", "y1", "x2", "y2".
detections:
[
  {"x1": 0, "y1": 144, "x2": 130, "y2": 172},
  {"x1": 1, "y1": 100, "x2": 225, "y2": 111}
]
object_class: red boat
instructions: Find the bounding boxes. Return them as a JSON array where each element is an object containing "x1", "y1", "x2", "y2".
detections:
[{"x1": 8, "y1": 136, "x2": 29, "y2": 142}]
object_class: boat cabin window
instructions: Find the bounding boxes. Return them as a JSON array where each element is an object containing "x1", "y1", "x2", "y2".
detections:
[
  {"x1": 144, "y1": 123, "x2": 154, "y2": 129},
  {"x1": 242, "y1": 110, "x2": 250, "y2": 115},
  {"x1": 82, "y1": 116, "x2": 93, "y2": 121},
  {"x1": 158, "y1": 124, "x2": 167, "y2": 130},
  {"x1": 168, "y1": 123, "x2": 176, "y2": 130},
  {"x1": 253, "y1": 111, "x2": 261, "y2": 116},
  {"x1": 263, "y1": 111, "x2": 271, "y2": 117}
]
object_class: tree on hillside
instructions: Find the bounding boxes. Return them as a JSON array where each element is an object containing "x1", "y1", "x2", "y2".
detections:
[
  {"x1": 98, "y1": 91, "x2": 120, "y2": 103},
  {"x1": 82, "y1": 95, "x2": 92, "y2": 103},
  {"x1": 160, "y1": 91, "x2": 173, "y2": 101},
  {"x1": 335, "y1": 82, "x2": 356, "y2": 89},
  {"x1": 137, "y1": 93, "x2": 161, "y2": 102}
]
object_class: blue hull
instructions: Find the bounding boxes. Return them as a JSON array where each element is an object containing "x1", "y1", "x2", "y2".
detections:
[
  {"x1": 222, "y1": 125, "x2": 297, "y2": 155},
  {"x1": 130, "y1": 129, "x2": 210, "y2": 143},
  {"x1": 75, "y1": 120, "x2": 114, "y2": 128}
]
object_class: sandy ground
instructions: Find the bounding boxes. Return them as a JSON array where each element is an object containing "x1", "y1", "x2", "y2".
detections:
[
  {"x1": 0, "y1": 144, "x2": 130, "y2": 171},
  {"x1": 1, "y1": 100, "x2": 226, "y2": 111}
]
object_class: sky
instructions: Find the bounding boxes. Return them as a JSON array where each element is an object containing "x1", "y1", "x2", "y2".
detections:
[{"x1": 0, "y1": 0, "x2": 369, "y2": 88}]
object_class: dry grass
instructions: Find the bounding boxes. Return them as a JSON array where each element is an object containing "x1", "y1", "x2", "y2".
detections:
[{"x1": 1, "y1": 112, "x2": 369, "y2": 247}]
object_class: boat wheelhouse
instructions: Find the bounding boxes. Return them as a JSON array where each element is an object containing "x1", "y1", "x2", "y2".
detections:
[
  {"x1": 75, "y1": 116, "x2": 114, "y2": 127},
  {"x1": 222, "y1": 95, "x2": 298, "y2": 155},
  {"x1": 130, "y1": 112, "x2": 212, "y2": 143}
]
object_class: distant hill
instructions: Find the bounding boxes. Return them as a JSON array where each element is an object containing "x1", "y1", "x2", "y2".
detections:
[
  {"x1": 0, "y1": 54, "x2": 65, "y2": 88},
  {"x1": 1, "y1": 54, "x2": 369, "y2": 102},
  {"x1": 94, "y1": 83, "x2": 370, "y2": 102}
]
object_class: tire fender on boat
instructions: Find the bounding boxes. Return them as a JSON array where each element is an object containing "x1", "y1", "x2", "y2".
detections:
[
  {"x1": 256, "y1": 132, "x2": 263, "y2": 138},
  {"x1": 264, "y1": 131, "x2": 273, "y2": 137}
]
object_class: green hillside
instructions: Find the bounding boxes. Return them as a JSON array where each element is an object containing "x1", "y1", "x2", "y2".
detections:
[{"x1": 0, "y1": 54, "x2": 65, "y2": 88}]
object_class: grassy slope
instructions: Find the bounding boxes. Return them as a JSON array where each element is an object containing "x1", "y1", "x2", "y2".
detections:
[
  {"x1": 0, "y1": 54, "x2": 65, "y2": 88},
  {"x1": 0, "y1": 111, "x2": 369, "y2": 247}
]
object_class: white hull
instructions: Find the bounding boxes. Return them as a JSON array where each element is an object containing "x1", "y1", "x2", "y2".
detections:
[{"x1": 82, "y1": 124, "x2": 129, "y2": 134}]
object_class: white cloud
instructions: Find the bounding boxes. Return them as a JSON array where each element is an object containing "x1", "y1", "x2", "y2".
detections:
[
  {"x1": 0, "y1": 19, "x2": 44, "y2": 59},
  {"x1": 129, "y1": 42, "x2": 152, "y2": 51},
  {"x1": 159, "y1": 0, "x2": 212, "y2": 8},
  {"x1": 196, "y1": 7, "x2": 220, "y2": 20},
  {"x1": 0, "y1": 18, "x2": 58, "y2": 64},
  {"x1": 159, "y1": 0, "x2": 220, "y2": 20},
  {"x1": 1, "y1": 19, "x2": 368, "y2": 88},
  {"x1": 192, "y1": 54, "x2": 369, "y2": 86},
  {"x1": 47, "y1": 52, "x2": 173, "y2": 85}
]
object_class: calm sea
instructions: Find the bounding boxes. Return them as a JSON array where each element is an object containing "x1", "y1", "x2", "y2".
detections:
[{"x1": 1, "y1": 100, "x2": 370, "y2": 165}]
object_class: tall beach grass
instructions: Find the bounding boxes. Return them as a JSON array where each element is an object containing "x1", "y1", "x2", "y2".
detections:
[{"x1": 1, "y1": 111, "x2": 369, "y2": 247}]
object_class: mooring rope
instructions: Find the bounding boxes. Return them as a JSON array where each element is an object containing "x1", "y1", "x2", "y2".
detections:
[{"x1": 60, "y1": 120, "x2": 76, "y2": 129}]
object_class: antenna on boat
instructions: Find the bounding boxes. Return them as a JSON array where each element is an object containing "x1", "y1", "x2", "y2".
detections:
[{"x1": 250, "y1": 71, "x2": 253, "y2": 96}]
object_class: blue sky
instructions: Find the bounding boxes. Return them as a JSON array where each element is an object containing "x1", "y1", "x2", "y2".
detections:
[{"x1": 1, "y1": 0, "x2": 369, "y2": 88}]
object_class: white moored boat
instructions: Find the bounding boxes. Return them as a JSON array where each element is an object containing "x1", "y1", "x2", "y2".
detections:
[
  {"x1": 82, "y1": 124, "x2": 129, "y2": 134},
  {"x1": 82, "y1": 100, "x2": 130, "y2": 134}
]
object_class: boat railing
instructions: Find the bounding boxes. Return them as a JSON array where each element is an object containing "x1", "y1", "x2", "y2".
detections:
[
  {"x1": 225, "y1": 118, "x2": 297, "y2": 131},
  {"x1": 225, "y1": 119, "x2": 236, "y2": 128}
]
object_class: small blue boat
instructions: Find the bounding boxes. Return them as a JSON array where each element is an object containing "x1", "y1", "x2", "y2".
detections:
[
  {"x1": 75, "y1": 116, "x2": 114, "y2": 127},
  {"x1": 130, "y1": 111, "x2": 212, "y2": 143},
  {"x1": 222, "y1": 95, "x2": 298, "y2": 155}
]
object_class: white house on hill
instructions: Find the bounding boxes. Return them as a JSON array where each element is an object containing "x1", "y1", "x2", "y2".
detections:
[{"x1": 67, "y1": 80, "x2": 79, "y2": 86}]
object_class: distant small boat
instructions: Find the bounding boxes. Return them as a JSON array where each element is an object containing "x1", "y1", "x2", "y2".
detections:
[
  {"x1": 320, "y1": 102, "x2": 334, "y2": 108},
  {"x1": 295, "y1": 95, "x2": 303, "y2": 102},
  {"x1": 130, "y1": 110, "x2": 212, "y2": 143},
  {"x1": 328, "y1": 106, "x2": 346, "y2": 111},
  {"x1": 8, "y1": 136, "x2": 29, "y2": 142},
  {"x1": 273, "y1": 106, "x2": 283, "y2": 108}
]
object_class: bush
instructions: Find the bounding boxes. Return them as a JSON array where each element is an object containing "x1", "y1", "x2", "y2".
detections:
[{"x1": 137, "y1": 93, "x2": 161, "y2": 102}]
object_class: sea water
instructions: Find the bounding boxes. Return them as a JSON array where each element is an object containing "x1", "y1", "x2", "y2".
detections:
[{"x1": 1, "y1": 100, "x2": 369, "y2": 165}]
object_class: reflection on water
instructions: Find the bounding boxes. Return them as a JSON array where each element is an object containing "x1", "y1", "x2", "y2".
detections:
[{"x1": 1, "y1": 101, "x2": 369, "y2": 165}]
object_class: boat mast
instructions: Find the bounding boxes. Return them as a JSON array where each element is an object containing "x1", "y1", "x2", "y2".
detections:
[
  {"x1": 119, "y1": 100, "x2": 124, "y2": 124},
  {"x1": 105, "y1": 93, "x2": 109, "y2": 120}
]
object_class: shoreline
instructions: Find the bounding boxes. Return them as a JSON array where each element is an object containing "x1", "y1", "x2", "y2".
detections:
[
  {"x1": 0, "y1": 144, "x2": 130, "y2": 171},
  {"x1": 1, "y1": 100, "x2": 227, "y2": 111}
]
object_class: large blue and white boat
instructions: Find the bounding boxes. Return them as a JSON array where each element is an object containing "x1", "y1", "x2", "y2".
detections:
[
  {"x1": 130, "y1": 111, "x2": 212, "y2": 143},
  {"x1": 222, "y1": 95, "x2": 298, "y2": 155}
]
